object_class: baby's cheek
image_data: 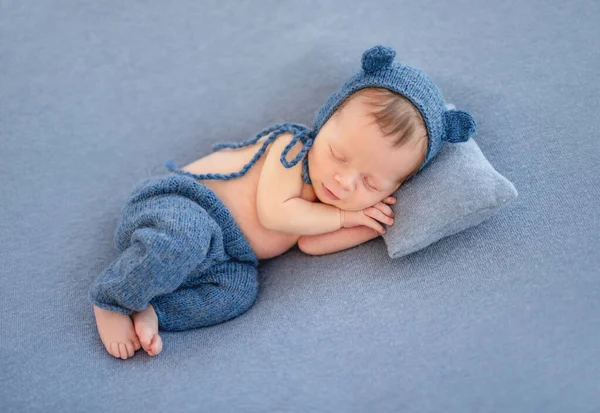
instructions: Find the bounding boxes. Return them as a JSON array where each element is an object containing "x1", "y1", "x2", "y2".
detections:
[
  {"x1": 351, "y1": 196, "x2": 379, "y2": 211},
  {"x1": 369, "y1": 196, "x2": 385, "y2": 207}
]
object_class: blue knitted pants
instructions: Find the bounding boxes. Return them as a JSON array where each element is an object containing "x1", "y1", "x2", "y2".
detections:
[{"x1": 89, "y1": 173, "x2": 259, "y2": 332}]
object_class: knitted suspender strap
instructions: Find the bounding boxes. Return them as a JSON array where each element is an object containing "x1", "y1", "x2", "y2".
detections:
[{"x1": 165, "y1": 123, "x2": 315, "y2": 184}]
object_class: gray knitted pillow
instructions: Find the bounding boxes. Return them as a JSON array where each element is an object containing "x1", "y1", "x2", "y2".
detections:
[{"x1": 382, "y1": 138, "x2": 517, "y2": 259}]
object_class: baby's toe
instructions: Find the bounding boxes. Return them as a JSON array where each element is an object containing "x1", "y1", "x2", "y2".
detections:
[
  {"x1": 118, "y1": 343, "x2": 129, "y2": 360},
  {"x1": 126, "y1": 341, "x2": 135, "y2": 358},
  {"x1": 108, "y1": 342, "x2": 121, "y2": 359},
  {"x1": 148, "y1": 335, "x2": 163, "y2": 356},
  {"x1": 137, "y1": 332, "x2": 152, "y2": 351}
]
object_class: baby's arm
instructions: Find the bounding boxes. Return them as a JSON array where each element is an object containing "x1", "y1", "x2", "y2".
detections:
[
  {"x1": 256, "y1": 133, "x2": 342, "y2": 236},
  {"x1": 297, "y1": 226, "x2": 380, "y2": 256},
  {"x1": 297, "y1": 196, "x2": 396, "y2": 255}
]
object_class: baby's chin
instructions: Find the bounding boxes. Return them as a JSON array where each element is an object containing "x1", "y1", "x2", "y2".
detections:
[
  {"x1": 315, "y1": 193, "x2": 342, "y2": 208},
  {"x1": 315, "y1": 194, "x2": 365, "y2": 212},
  {"x1": 314, "y1": 193, "x2": 336, "y2": 206}
]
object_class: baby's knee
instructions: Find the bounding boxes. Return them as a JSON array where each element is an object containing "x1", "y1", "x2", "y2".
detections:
[
  {"x1": 227, "y1": 272, "x2": 259, "y2": 313},
  {"x1": 151, "y1": 264, "x2": 259, "y2": 331},
  {"x1": 206, "y1": 263, "x2": 260, "y2": 322}
]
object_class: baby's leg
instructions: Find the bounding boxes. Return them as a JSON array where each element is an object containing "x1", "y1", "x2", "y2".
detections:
[
  {"x1": 89, "y1": 175, "x2": 225, "y2": 357},
  {"x1": 148, "y1": 261, "x2": 259, "y2": 332}
]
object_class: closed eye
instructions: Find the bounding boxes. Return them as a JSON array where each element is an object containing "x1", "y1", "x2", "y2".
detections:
[
  {"x1": 330, "y1": 146, "x2": 379, "y2": 190},
  {"x1": 364, "y1": 179, "x2": 378, "y2": 191},
  {"x1": 330, "y1": 146, "x2": 345, "y2": 162}
]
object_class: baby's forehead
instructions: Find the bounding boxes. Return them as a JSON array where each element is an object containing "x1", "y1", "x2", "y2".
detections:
[{"x1": 326, "y1": 90, "x2": 427, "y2": 185}]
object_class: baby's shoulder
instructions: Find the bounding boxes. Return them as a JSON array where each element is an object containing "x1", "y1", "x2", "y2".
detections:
[
  {"x1": 267, "y1": 131, "x2": 306, "y2": 157},
  {"x1": 267, "y1": 132, "x2": 316, "y2": 201}
]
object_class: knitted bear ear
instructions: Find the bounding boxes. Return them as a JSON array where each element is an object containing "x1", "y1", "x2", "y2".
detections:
[
  {"x1": 361, "y1": 45, "x2": 396, "y2": 73},
  {"x1": 443, "y1": 109, "x2": 476, "y2": 143}
]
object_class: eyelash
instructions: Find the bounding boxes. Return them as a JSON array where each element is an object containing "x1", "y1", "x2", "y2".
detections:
[
  {"x1": 330, "y1": 146, "x2": 378, "y2": 191},
  {"x1": 330, "y1": 147, "x2": 345, "y2": 162},
  {"x1": 364, "y1": 179, "x2": 377, "y2": 191}
]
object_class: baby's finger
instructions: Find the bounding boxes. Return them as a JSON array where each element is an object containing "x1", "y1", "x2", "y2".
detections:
[
  {"x1": 366, "y1": 217, "x2": 387, "y2": 235},
  {"x1": 382, "y1": 196, "x2": 397, "y2": 204},
  {"x1": 371, "y1": 202, "x2": 394, "y2": 218},
  {"x1": 365, "y1": 206, "x2": 395, "y2": 226}
]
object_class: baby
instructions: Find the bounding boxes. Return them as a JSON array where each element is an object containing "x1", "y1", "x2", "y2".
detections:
[{"x1": 89, "y1": 45, "x2": 476, "y2": 359}]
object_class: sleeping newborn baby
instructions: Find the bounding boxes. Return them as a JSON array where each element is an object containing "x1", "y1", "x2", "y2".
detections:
[{"x1": 89, "y1": 45, "x2": 476, "y2": 359}]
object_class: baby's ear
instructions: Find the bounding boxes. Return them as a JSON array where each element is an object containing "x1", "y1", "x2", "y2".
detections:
[
  {"x1": 361, "y1": 45, "x2": 396, "y2": 73},
  {"x1": 443, "y1": 109, "x2": 476, "y2": 143}
]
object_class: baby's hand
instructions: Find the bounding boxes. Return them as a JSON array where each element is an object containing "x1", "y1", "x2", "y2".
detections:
[{"x1": 341, "y1": 196, "x2": 396, "y2": 235}]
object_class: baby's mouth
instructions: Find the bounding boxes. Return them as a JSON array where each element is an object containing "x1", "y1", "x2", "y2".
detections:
[{"x1": 322, "y1": 183, "x2": 340, "y2": 201}]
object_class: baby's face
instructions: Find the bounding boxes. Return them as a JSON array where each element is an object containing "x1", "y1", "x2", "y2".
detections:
[{"x1": 308, "y1": 94, "x2": 427, "y2": 211}]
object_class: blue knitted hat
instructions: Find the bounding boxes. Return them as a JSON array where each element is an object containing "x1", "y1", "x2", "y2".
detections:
[
  {"x1": 165, "y1": 45, "x2": 476, "y2": 185},
  {"x1": 313, "y1": 45, "x2": 476, "y2": 172}
]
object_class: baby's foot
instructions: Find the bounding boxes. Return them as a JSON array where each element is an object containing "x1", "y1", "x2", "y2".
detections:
[
  {"x1": 132, "y1": 304, "x2": 163, "y2": 356},
  {"x1": 93, "y1": 305, "x2": 141, "y2": 359}
]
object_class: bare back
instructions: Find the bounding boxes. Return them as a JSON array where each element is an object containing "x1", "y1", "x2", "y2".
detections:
[{"x1": 180, "y1": 134, "x2": 317, "y2": 260}]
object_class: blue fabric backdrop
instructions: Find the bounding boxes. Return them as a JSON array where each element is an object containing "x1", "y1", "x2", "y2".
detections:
[{"x1": 1, "y1": 1, "x2": 598, "y2": 412}]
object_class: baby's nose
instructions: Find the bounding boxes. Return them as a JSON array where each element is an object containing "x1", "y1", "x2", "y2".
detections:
[{"x1": 336, "y1": 173, "x2": 357, "y2": 192}]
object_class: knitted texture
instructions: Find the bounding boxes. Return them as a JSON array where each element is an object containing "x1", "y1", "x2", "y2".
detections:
[
  {"x1": 165, "y1": 44, "x2": 476, "y2": 184},
  {"x1": 165, "y1": 122, "x2": 314, "y2": 184},
  {"x1": 89, "y1": 174, "x2": 259, "y2": 331},
  {"x1": 312, "y1": 45, "x2": 477, "y2": 171}
]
